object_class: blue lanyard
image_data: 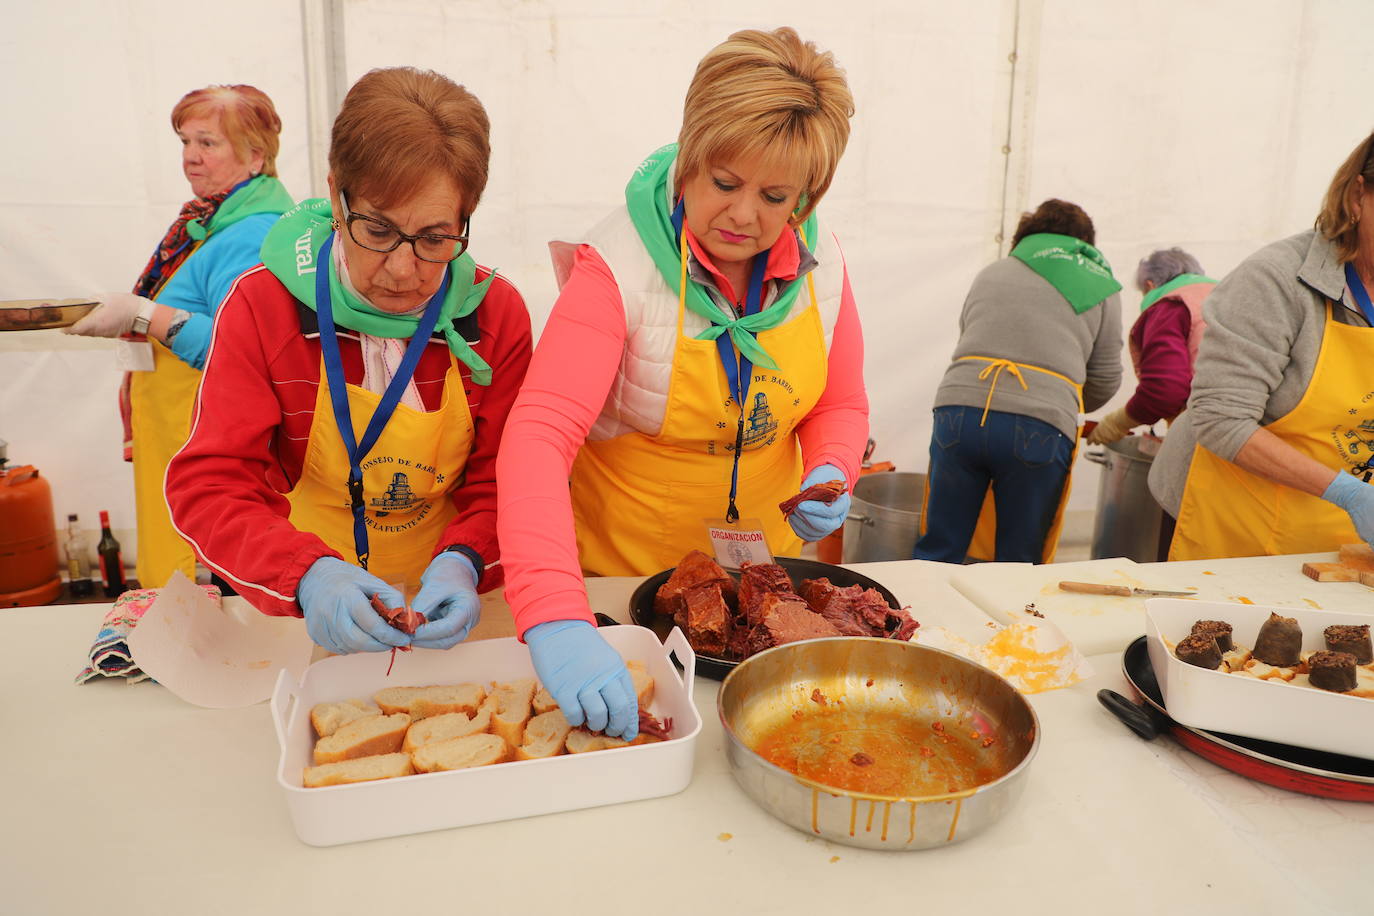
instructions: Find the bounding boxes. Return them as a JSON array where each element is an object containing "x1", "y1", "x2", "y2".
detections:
[
  {"x1": 314, "y1": 233, "x2": 450, "y2": 569},
  {"x1": 1344, "y1": 262, "x2": 1374, "y2": 326},
  {"x1": 671, "y1": 201, "x2": 768, "y2": 522}
]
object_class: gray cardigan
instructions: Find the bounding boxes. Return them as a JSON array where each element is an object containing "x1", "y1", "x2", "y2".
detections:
[
  {"x1": 1149, "y1": 229, "x2": 1372, "y2": 515},
  {"x1": 932, "y1": 256, "x2": 1122, "y2": 440}
]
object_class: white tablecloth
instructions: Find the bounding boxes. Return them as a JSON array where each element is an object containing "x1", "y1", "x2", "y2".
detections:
[{"x1": 3, "y1": 557, "x2": 1370, "y2": 916}]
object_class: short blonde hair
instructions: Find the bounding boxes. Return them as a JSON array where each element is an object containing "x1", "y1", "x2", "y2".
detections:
[
  {"x1": 677, "y1": 27, "x2": 854, "y2": 225},
  {"x1": 171, "y1": 85, "x2": 282, "y2": 177},
  {"x1": 330, "y1": 67, "x2": 490, "y2": 219},
  {"x1": 1315, "y1": 128, "x2": 1374, "y2": 263}
]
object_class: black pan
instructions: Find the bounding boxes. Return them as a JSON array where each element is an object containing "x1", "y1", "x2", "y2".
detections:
[
  {"x1": 627, "y1": 557, "x2": 902, "y2": 681},
  {"x1": 1097, "y1": 636, "x2": 1374, "y2": 801}
]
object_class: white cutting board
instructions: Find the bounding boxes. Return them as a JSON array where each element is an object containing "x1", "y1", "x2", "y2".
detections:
[
  {"x1": 949, "y1": 558, "x2": 1150, "y2": 656},
  {"x1": 949, "y1": 552, "x2": 1374, "y2": 657}
]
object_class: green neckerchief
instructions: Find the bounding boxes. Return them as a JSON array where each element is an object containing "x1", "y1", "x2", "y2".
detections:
[
  {"x1": 1010, "y1": 233, "x2": 1122, "y2": 315},
  {"x1": 624, "y1": 143, "x2": 818, "y2": 371},
  {"x1": 259, "y1": 198, "x2": 494, "y2": 385},
  {"x1": 188, "y1": 175, "x2": 295, "y2": 241},
  {"x1": 1139, "y1": 272, "x2": 1215, "y2": 313}
]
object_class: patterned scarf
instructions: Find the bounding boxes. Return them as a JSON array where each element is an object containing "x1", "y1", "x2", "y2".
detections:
[{"x1": 131, "y1": 189, "x2": 233, "y2": 298}]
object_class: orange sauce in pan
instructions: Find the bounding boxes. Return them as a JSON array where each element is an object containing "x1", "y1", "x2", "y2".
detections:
[{"x1": 752, "y1": 708, "x2": 1002, "y2": 798}]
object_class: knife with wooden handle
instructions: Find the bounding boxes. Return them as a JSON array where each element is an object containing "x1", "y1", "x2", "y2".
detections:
[{"x1": 1058, "y1": 581, "x2": 1197, "y2": 597}]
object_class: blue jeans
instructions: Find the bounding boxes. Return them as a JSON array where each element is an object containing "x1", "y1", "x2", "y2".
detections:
[{"x1": 914, "y1": 406, "x2": 1073, "y2": 564}]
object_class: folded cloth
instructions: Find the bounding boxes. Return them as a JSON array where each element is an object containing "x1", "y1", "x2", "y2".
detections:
[{"x1": 75, "y1": 585, "x2": 222, "y2": 685}]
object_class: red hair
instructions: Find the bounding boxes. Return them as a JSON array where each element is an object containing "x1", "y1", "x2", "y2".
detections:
[{"x1": 171, "y1": 85, "x2": 282, "y2": 176}]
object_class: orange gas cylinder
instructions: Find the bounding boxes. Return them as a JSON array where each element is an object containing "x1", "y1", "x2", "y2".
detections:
[{"x1": 0, "y1": 456, "x2": 62, "y2": 607}]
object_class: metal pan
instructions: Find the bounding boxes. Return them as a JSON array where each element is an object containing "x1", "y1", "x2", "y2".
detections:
[
  {"x1": 1098, "y1": 636, "x2": 1374, "y2": 801},
  {"x1": 0, "y1": 299, "x2": 99, "y2": 331},
  {"x1": 628, "y1": 556, "x2": 903, "y2": 681}
]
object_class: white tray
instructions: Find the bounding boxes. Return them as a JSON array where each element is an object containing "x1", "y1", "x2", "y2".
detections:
[
  {"x1": 270, "y1": 625, "x2": 700, "y2": 846},
  {"x1": 1146, "y1": 599, "x2": 1374, "y2": 759}
]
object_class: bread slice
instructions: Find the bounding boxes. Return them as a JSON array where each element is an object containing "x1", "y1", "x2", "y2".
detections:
[
  {"x1": 487, "y1": 678, "x2": 537, "y2": 747},
  {"x1": 531, "y1": 687, "x2": 559, "y2": 715},
  {"x1": 626, "y1": 660, "x2": 655, "y2": 708},
  {"x1": 565, "y1": 727, "x2": 653, "y2": 754},
  {"x1": 303, "y1": 752, "x2": 414, "y2": 788},
  {"x1": 515, "y1": 709, "x2": 573, "y2": 760},
  {"x1": 410, "y1": 732, "x2": 510, "y2": 773},
  {"x1": 313, "y1": 713, "x2": 411, "y2": 764},
  {"x1": 402, "y1": 707, "x2": 493, "y2": 753},
  {"x1": 310, "y1": 698, "x2": 381, "y2": 738},
  {"x1": 374, "y1": 683, "x2": 486, "y2": 720}
]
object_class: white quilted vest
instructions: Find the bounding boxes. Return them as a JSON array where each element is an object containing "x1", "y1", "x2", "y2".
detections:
[{"x1": 550, "y1": 206, "x2": 847, "y2": 442}]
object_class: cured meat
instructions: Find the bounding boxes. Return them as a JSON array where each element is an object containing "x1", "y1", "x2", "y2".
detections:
[
  {"x1": 738, "y1": 562, "x2": 795, "y2": 628},
  {"x1": 638, "y1": 710, "x2": 674, "y2": 742},
  {"x1": 678, "y1": 582, "x2": 732, "y2": 656},
  {"x1": 655, "y1": 549, "x2": 736, "y2": 622},
  {"x1": 747, "y1": 593, "x2": 841, "y2": 654},
  {"x1": 369, "y1": 594, "x2": 426, "y2": 676},
  {"x1": 778, "y1": 479, "x2": 847, "y2": 517}
]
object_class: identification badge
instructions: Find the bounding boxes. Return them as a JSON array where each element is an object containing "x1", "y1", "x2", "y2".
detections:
[
  {"x1": 704, "y1": 517, "x2": 773, "y2": 570},
  {"x1": 115, "y1": 338, "x2": 155, "y2": 372}
]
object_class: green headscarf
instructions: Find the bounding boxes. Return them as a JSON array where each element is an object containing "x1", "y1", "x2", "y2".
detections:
[
  {"x1": 624, "y1": 143, "x2": 818, "y2": 371},
  {"x1": 187, "y1": 175, "x2": 295, "y2": 241},
  {"x1": 1010, "y1": 233, "x2": 1122, "y2": 315},
  {"x1": 1139, "y1": 272, "x2": 1215, "y2": 313},
  {"x1": 260, "y1": 198, "x2": 494, "y2": 385}
]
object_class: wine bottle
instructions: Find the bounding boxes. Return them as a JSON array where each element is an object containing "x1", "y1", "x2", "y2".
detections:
[
  {"x1": 97, "y1": 510, "x2": 126, "y2": 598},
  {"x1": 65, "y1": 513, "x2": 94, "y2": 597}
]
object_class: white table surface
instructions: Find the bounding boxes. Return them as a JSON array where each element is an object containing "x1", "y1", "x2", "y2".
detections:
[{"x1": 3, "y1": 558, "x2": 1371, "y2": 916}]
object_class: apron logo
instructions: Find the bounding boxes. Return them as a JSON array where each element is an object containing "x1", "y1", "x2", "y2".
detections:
[
  {"x1": 1339, "y1": 417, "x2": 1374, "y2": 481},
  {"x1": 742, "y1": 391, "x2": 779, "y2": 449},
  {"x1": 370, "y1": 471, "x2": 422, "y2": 516}
]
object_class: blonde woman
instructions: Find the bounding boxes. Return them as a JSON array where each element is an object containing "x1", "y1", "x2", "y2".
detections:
[
  {"x1": 497, "y1": 27, "x2": 866, "y2": 739},
  {"x1": 1150, "y1": 128, "x2": 1374, "y2": 559}
]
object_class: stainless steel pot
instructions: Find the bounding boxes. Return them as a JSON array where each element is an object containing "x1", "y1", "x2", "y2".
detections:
[
  {"x1": 1086, "y1": 436, "x2": 1166, "y2": 562},
  {"x1": 718, "y1": 637, "x2": 1038, "y2": 850},
  {"x1": 842, "y1": 472, "x2": 925, "y2": 563}
]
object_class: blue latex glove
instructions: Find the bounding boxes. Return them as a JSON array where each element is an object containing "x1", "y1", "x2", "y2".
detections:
[
  {"x1": 410, "y1": 553, "x2": 481, "y2": 650},
  {"x1": 296, "y1": 556, "x2": 410, "y2": 655},
  {"x1": 525, "y1": 620, "x2": 638, "y2": 740},
  {"x1": 1322, "y1": 471, "x2": 1374, "y2": 544},
  {"x1": 787, "y1": 463, "x2": 852, "y2": 541}
]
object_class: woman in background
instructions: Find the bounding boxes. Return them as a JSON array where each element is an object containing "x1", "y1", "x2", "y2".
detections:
[
  {"x1": 65, "y1": 85, "x2": 293, "y2": 589},
  {"x1": 915, "y1": 199, "x2": 1122, "y2": 564},
  {"x1": 1087, "y1": 247, "x2": 1214, "y2": 444}
]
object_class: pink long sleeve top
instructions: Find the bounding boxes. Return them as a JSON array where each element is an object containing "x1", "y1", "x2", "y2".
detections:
[{"x1": 497, "y1": 228, "x2": 868, "y2": 637}]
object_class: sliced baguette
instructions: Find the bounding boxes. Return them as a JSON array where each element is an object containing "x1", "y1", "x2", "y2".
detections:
[
  {"x1": 564, "y1": 727, "x2": 653, "y2": 754},
  {"x1": 303, "y1": 753, "x2": 413, "y2": 788},
  {"x1": 516, "y1": 709, "x2": 572, "y2": 760},
  {"x1": 374, "y1": 683, "x2": 486, "y2": 720},
  {"x1": 310, "y1": 698, "x2": 380, "y2": 739},
  {"x1": 313, "y1": 713, "x2": 411, "y2": 765},
  {"x1": 488, "y1": 678, "x2": 537, "y2": 747},
  {"x1": 532, "y1": 687, "x2": 559, "y2": 715},
  {"x1": 402, "y1": 707, "x2": 493, "y2": 753},
  {"x1": 626, "y1": 660, "x2": 654, "y2": 708},
  {"x1": 410, "y1": 732, "x2": 510, "y2": 773}
]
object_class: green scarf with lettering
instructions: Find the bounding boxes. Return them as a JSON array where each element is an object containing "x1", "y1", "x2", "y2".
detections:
[
  {"x1": 624, "y1": 143, "x2": 818, "y2": 371},
  {"x1": 1139, "y1": 272, "x2": 1215, "y2": 313},
  {"x1": 260, "y1": 198, "x2": 494, "y2": 385},
  {"x1": 1010, "y1": 233, "x2": 1121, "y2": 315}
]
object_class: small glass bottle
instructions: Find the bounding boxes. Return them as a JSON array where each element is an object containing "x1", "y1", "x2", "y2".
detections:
[
  {"x1": 65, "y1": 513, "x2": 94, "y2": 597},
  {"x1": 97, "y1": 510, "x2": 127, "y2": 598}
]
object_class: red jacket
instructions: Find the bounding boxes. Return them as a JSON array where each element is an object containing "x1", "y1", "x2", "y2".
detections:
[{"x1": 165, "y1": 263, "x2": 532, "y2": 617}]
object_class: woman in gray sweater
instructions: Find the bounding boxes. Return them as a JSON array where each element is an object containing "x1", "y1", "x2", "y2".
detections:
[
  {"x1": 915, "y1": 199, "x2": 1121, "y2": 563},
  {"x1": 1150, "y1": 130, "x2": 1374, "y2": 560}
]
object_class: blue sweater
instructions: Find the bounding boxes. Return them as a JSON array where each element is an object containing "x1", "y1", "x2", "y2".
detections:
[{"x1": 154, "y1": 211, "x2": 280, "y2": 370}]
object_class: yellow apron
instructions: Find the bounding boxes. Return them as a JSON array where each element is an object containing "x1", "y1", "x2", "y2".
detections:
[
  {"x1": 129, "y1": 338, "x2": 203, "y2": 587},
  {"x1": 286, "y1": 352, "x2": 475, "y2": 591},
  {"x1": 571, "y1": 266, "x2": 826, "y2": 577},
  {"x1": 918, "y1": 357, "x2": 1083, "y2": 563},
  {"x1": 1169, "y1": 302, "x2": 1372, "y2": 561}
]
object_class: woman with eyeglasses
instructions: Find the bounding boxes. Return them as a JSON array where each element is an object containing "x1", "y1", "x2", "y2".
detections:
[
  {"x1": 62, "y1": 84, "x2": 293, "y2": 591},
  {"x1": 166, "y1": 67, "x2": 532, "y2": 656},
  {"x1": 1149, "y1": 127, "x2": 1374, "y2": 559}
]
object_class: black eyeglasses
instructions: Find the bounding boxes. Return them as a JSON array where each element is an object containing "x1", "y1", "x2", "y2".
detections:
[{"x1": 338, "y1": 190, "x2": 471, "y2": 263}]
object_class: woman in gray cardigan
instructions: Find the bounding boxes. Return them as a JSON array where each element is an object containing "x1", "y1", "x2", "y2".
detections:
[{"x1": 1150, "y1": 129, "x2": 1374, "y2": 560}]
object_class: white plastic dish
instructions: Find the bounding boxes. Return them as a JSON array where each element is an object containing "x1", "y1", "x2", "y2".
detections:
[
  {"x1": 1145, "y1": 599, "x2": 1374, "y2": 760},
  {"x1": 270, "y1": 625, "x2": 700, "y2": 846}
]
